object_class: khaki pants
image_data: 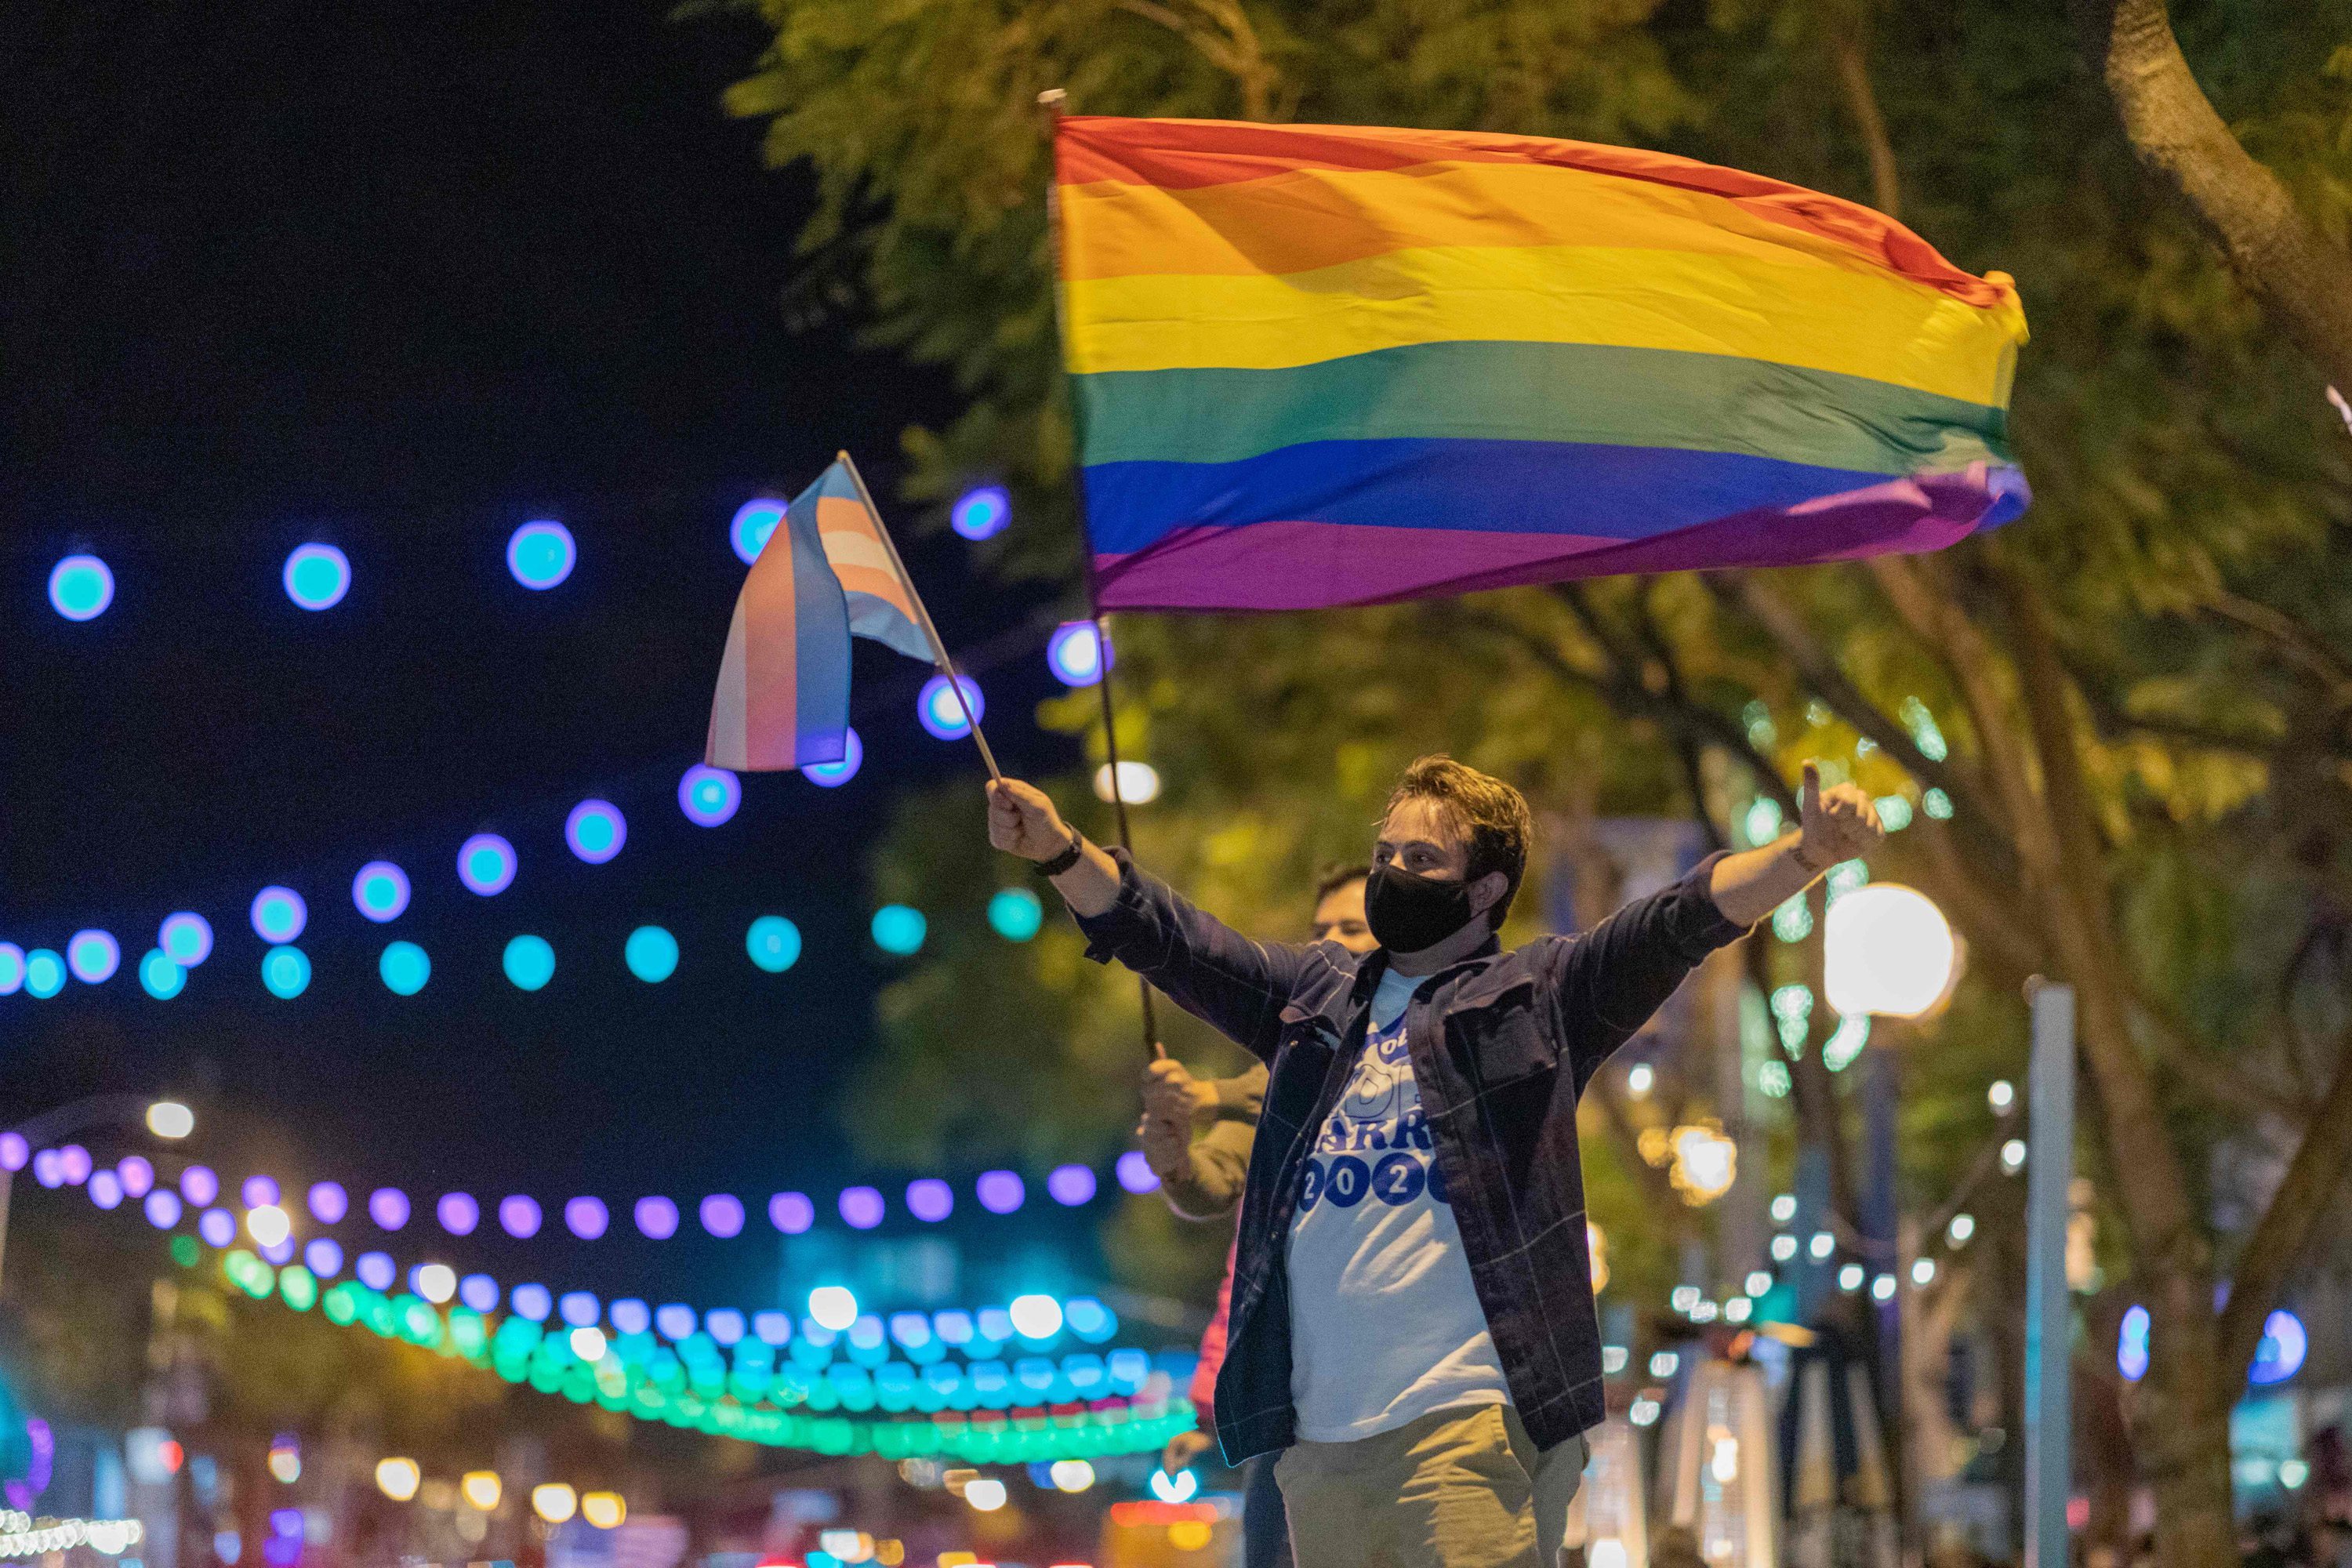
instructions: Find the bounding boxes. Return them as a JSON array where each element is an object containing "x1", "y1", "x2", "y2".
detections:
[{"x1": 1274, "y1": 1403, "x2": 1590, "y2": 1568}]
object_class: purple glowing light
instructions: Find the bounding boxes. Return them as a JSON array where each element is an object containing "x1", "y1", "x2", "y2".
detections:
[
  {"x1": 144, "y1": 1190, "x2": 183, "y2": 1229},
  {"x1": 259, "y1": 1236, "x2": 293, "y2": 1266},
  {"x1": 159, "y1": 913, "x2": 213, "y2": 967},
  {"x1": 1116, "y1": 1151, "x2": 1161, "y2": 1195},
  {"x1": 89, "y1": 1171, "x2": 123, "y2": 1209},
  {"x1": 437, "y1": 1192, "x2": 479, "y2": 1236},
  {"x1": 511, "y1": 1284, "x2": 553, "y2": 1322},
  {"x1": 199, "y1": 1208, "x2": 236, "y2": 1247},
  {"x1": 182, "y1": 1165, "x2": 219, "y2": 1206},
  {"x1": 32, "y1": 1151, "x2": 62, "y2": 1189},
  {"x1": 118, "y1": 1157, "x2": 154, "y2": 1198},
  {"x1": 699, "y1": 1194, "x2": 745, "y2": 1239},
  {"x1": 753, "y1": 1311, "x2": 792, "y2": 1345},
  {"x1": 368, "y1": 1187, "x2": 411, "y2": 1231},
  {"x1": 655, "y1": 1304, "x2": 696, "y2": 1341},
  {"x1": 308, "y1": 1181, "x2": 347, "y2": 1224},
  {"x1": 460, "y1": 1274, "x2": 499, "y2": 1313},
  {"x1": 558, "y1": 1291, "x2": 600, "y2": 1328},
  {"x1": 356, "y1": 1252, "x2": 395, "y2": 1290},
  {"x1": 1045, "y1": 620, "x2": 1111, "y2": 688},
  {"x1": 916, "y1": 674, "x2": 985, "y2": 741},
  {"x1": 564, "y1": 800, "x2": 627, "y2": 864},
  {"x1": 456, "y1": 833, "x2": 517, "y2": 896},
  {"x1": 706, "y1": 1309, "x2": 746, "y2": 1345},
  {"x1": 610, "y1": 1298, "x2": 652, "y2": 1336},
  {"x1": 1047, "y1": 1164, "x2": 1098, "y2": 1206},
  {"x1": 564, "y1": 1196, "x2": 609, "y2": 1240},
  {"x1": 351, "y1": 862, "x2": 412, "y2": 923},
  {"x1": 0, "y1": 1134, "x2": 25, "y2": 1173},
  {"x1": 634, "y1": 1196, "x2": 678, "y2": 1240},
  {"x1": 975, "y1": 1170, "x2": 1025, "y2": 1214},
  {"x1": 249, "y1": 887, "x2": 308, "y2": 944},
  {"x1": 677, "y1": 764, "x2": 742, "y2": 828},
  {"x1": 500, "y1": 1195, "x2": 543, "y2": 1238},
  {"x1": 242, "y1": 1175, "x2": 280, "y2": 1210},
  {"x1": 838, "y1": 1186, "x2": 884, "y2": 1230},
  {"x1": 59, "y1": 1145, "x2": 91, "y2": 1185},
  {"x1": 305, "y1": 1239, "x2": 343, "y2": 1277},
  {"x1": 769, "y1": 1192, "x2": 814, "y2": 1234},
  {"x1": 906, "y1": 1178, "x2": 953, "y2": 1223}
]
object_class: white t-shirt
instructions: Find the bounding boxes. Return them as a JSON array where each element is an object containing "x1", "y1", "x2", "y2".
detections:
[{"x1": 1286, "y1": 966, "x2": 1511, "y2": 1442}]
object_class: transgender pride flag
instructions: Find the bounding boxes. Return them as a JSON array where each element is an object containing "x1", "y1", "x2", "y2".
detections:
[
  {"x1": 1052, "y1": 116, "x2": 2030, "y2": 609},
  {"x1": 706, "y1": 457, "x2": 931, "y2": 771}
]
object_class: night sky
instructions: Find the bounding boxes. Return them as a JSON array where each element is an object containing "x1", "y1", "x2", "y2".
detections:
[{"x1": 3, "y1": 1, "x2": 1073, "y2": 1308}]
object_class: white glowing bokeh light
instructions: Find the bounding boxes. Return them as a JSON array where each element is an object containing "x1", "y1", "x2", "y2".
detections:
[
  {"x1": 532, "y1": 1485, "x2": 577, "y2": 1524},
  {"x1": 1092, "y1": 761, "x2": 1161, "y2": 804},
  {"x1": 1823, "y1": 884, "x2": 1962, "y2": 1018},
  {"x1": 1049, "y1": 1459, "x2": 1095, "y2": 1493},
  {"x1": 376, "y1": 1459, "x2": 421, "y2": 1502},
  {"x1": 808, "y1": 1286, "x2": 859, "y2": 1332},
  {"x1": 460, "y1": 1472, "x2": 501, "y2": 1512},
  {"x1": 415, "y1": 1265, "x2": 457, "y2": 1304},
  {"x1": 147, "y1": 1101, "x2": 194, "y2": 1139},
  {"x1": 962, "y1": 1478, "x2": 1007, "y2": 1512},
  {"x1": 569, "y1": 1326, "x2": 608, "y2": 1362},
  {"x1": 1008, "y1": 1293, "x2": 1064, "y2": 1339},
  {"x1": 246, "y1": 1205, "x2": 292, "y2": 1248}
]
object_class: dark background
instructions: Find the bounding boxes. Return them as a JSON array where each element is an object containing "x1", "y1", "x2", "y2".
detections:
[{"x1": 2, "y1": 0, "x2": 1075, "y2": 1308}]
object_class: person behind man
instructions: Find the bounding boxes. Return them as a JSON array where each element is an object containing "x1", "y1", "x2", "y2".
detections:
[
  {"x1": 989, "y1": 756, "x2": 1881, "y2": 1568},
  {"x1": 1142, "y1": 866, "x2": 1375, "y2": 1568}
]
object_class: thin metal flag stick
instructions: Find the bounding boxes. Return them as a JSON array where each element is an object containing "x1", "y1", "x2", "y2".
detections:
[{"x1": 835, "y1": 449, "x2": 1003, "y2": 784}]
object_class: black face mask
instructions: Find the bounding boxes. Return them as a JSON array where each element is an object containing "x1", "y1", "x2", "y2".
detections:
[{"x1": 1365, "y1": 862, "x2": 1481, "y2": 955}]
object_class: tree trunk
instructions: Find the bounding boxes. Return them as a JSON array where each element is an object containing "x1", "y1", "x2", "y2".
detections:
[{"x1": 2071, "y1": 0, "x2": 2352, "y2": 391}]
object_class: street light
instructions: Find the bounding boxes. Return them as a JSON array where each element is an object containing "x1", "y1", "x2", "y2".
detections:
[
  {"x1": 531, "y1": 1485, "x2": 577, "y2": 1524},
  {"x1": 459, "y1": 1472, "x2": 501, "y2": 1512},
  {"x1": 1824, "y1": 884, "x2": 1963, "y2": 1019},
  {"x1": 375, "y1": 1459, "x2": 421, "y2": 1502},
  {"x1": 146, "y1": 1102, "x2": 194, "y2": 1139}
]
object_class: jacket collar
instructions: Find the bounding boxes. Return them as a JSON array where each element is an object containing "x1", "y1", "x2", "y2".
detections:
[{"x1": 1347, "y1": 931, "x2": 1506, "y2": 1005}]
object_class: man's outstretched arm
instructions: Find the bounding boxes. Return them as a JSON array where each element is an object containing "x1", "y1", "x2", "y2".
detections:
[
  {"x1": 986, "y1": 778, "x2": 1318, "y2": 1061},
  {"x1": 1705, "y1": 762, "x2": 1885, "y2": 927}
]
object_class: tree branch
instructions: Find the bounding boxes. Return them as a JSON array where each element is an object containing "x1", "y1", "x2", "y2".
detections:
[
  {"x1": 2216, "y1": 1040, "x2": 2352, "y2": 1376},
  {"x1": 2071, "y1": 0, "x2": 2352, "y2": 391}
]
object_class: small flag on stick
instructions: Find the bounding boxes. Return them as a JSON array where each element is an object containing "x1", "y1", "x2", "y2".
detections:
[{"x1": 706, "y1": 455, "x2": 1000, "y2": 779}]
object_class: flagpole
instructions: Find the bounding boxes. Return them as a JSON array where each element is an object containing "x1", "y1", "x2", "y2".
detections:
[
  {"x1": 834, "y1": 450, "x2": 1004, "y2": 784},
  {"x1": 1039, "y1": 88, "x2": 1163, "y2": 1062}
]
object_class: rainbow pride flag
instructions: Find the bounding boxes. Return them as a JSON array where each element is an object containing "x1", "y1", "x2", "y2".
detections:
[{"x1": 1052, "y1": 117, "x2": 2030, "y2": 610}]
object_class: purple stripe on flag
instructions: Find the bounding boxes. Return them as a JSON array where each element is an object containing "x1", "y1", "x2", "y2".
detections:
[{"x1": 1091, "y1": 463, "x2": 2027, "y2": 610}]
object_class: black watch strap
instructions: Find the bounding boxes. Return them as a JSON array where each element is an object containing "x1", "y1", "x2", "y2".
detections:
[{"x1": 1033, "y1": 830, "x2": 1087, "y2": 878}]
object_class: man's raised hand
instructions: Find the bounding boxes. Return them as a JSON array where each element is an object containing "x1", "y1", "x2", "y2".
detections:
[
  {"x1": 987, "y1": 778, "x2": 1075, "y2": 862},
  {"x1": 1797, "y1": 760, "x2": 1886, "y2": 869}
]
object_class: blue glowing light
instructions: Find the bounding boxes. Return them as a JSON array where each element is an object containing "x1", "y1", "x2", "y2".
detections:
[
  {"x1": 460, "y1": 1274, "x2": 499, "y2": 1312},
  {"x1": 746, "y1": 915, "x2": 801, "y2": 974},
  {"x1": 379, "y1": 941, "x2": 430, "y2": 996},
  {"x1": 48, "y1": 554, "x2": 114, "y2": 621},
  {"x1": 730, "y1": 497, "x2": 787, "y2": 564},
  {"x1": 988, "y1": 887, "x2": 1044, "y2": 942},
  {"x1": 976, "y1": 1171, "x2": 1025, "y2": 1214},
  {"x1": 261, "y1": 946, "x2": 310, "y2": 999},
  {"x1": 160, "y1": 913, "x2": 213, "y2": 966},
  {"x1": 559, "y1": 1291, "x2": 601, "y2": 1328},
  {"x1": 144, "y1": 1189, "x2": 180, "y2": 1229},
  {"x1": 457, "y1": 833, "x2": 517, "y2": 895},
  {"x1": 2118, "y1": 1304, "x2": 2151, "y2": 1382},
  {"x1": 357, "y1": 1253, "x2": 395, "y2": 1290},
  {"x1": 803, "y1": 727, "x2": 862, "y2": 788},
  {"x1": 906, "y1": 1179, "x2": 953, "y2": 1222},
  {"x1": 625, "y1": 925, "x2": 678, "y2": 982},
  {"x1": 839, "y1": 1187, "x2": 885, "y2": 1229},
  {"x1": 2251, "y1": 1308, "x2": 2307, "y2": 1385},
  {"x1": 282, "y1": 544, "x2": 351, "y2": 611},
  {"x1": 24, "y1": 949, "x2": 65, "y2": 999},
  {"x1": 634, "y1": 1196, "x2": 678, "y2": 1240},
  {"x1": 199, "y1": 1208, "x2": 236, "y2": 1247},
  {"x1": 139, "y1": 949, "x2": 185, "y2": 1000},
  {"x1": 604, "y1": 1298, "x2": 647, "y2": 1335},
  {"x1": 656, "y1": 1303, "x2": 698, "y2": 1341},
  {"x1": 1065, "y1": 1297, "x2": 1116, "y2": 1342},
  {"x1": 351, "y1": 861, "x2": 411, "y2": 922},
  {"x1": 707, "y1": 1308, "x2": 746, "y2": 1346},
  {"x1": 305, "y1": 1239, "x2": 343, "y2": 1278},
  {"x1": 769, "y1": 1192, "x2": 814, "y2": 1234},
  {"x1": 1047, "y1": 1164, "x2": 1097, "y2": 1206},
  {"x1": 250, "y1": 887, "x2": 308, "y2": 943},
  {"x1": 1116, "y1": 1150, "x2": 1160, "y2": 1195},
  {"x1": 0, "y1": 944, "x2": 22, "y2": 995},
  {"x1": 511, "y1": 1283, "x2": 554, "y2": 1323},
  {"x1": 503, "y1": 935, "x2": 556, "y2": 992},
  {"x1": 506, "y1": 521, "x2": 576, "y2": 590},
  {"x1": 870, "y1": 905, "x2": 926, "y2": 956},
  {"x1": 677, "y1": 764, "x2": 741, "y2": 826},
  {"x1": 949, "y1": 485, "x2": 1011, "y2": 541},
  {"x1": 67, "y1": 930, "x2": 121, "y2": 984},
  {"x1": 1045, "y1": 621, "x2": 1109, "y2": 688},
  {"x1": 916, "y1": 674, "x2": 985, "y2": 741},
  {"x1": 564, "y1": 799, "x2": 627, "y2": 863}
]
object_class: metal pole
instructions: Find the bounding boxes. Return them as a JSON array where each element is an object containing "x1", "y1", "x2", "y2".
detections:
[
  {"x1": 1864, "y1": 1036, "x2": 1910, "y2": 1563},
  {"x1": 2022, "y1": 981, "x2": 2075, "y2": 1568}
]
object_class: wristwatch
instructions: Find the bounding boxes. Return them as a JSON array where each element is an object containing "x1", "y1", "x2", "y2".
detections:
[{"x1": 1034, "y1": 829, "x2": 1087, "y2": 878}]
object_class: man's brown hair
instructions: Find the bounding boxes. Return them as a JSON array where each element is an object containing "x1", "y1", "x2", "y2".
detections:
[{"x1": 1386, "y1": 755, "x2": 1533, "y2": 929}]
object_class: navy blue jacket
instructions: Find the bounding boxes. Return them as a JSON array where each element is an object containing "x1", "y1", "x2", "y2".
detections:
[{"x1": 1075, "y1": 849, "x2": 1744, "y2": 1459}]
